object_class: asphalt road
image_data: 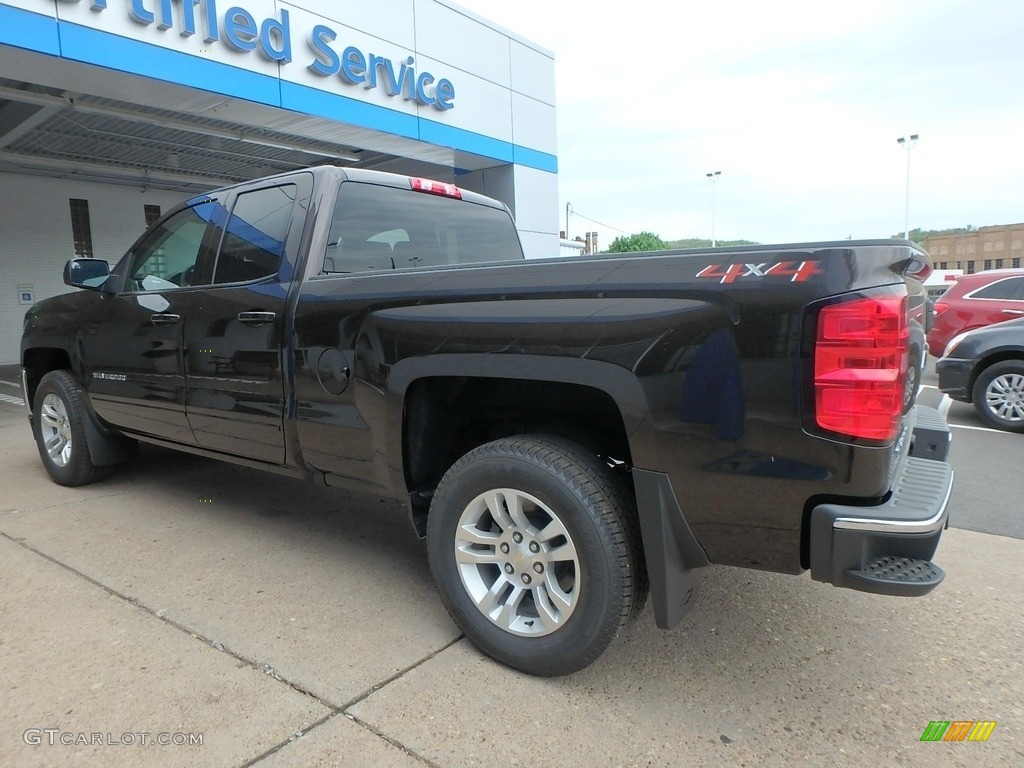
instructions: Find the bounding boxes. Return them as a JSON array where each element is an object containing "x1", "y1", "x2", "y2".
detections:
[{"x1": 916, "y1": 357, "x2": 1024, "y2": 540}]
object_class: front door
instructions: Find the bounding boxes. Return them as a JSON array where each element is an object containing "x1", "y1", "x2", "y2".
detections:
[{"x1": 84, "y1": 200, "x2": 221, "y2": 444}]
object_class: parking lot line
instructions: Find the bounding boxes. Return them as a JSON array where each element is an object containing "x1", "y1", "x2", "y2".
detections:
[
  {"x1": 938, "y1": 393, "x2": 952, "y2": 418},
  {"x1": 949, "y1": 423, "x2": 1017, "y2": 435}
]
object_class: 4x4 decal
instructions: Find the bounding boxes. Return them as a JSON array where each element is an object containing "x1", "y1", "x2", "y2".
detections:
[{"x1": 697, "y1": 260, "x2": 823, "y2": 284}]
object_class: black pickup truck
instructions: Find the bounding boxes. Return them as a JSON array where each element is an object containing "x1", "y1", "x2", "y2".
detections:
[{"x1": 21, "y1": 166, "x2": 953, "y2": 675}]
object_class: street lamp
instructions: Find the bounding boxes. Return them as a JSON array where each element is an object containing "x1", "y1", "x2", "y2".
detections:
[
  {"x1": 896, "y1": 134, "x2": 919, "y2": 240},
  {"x1": 706, "y1": 171, "x2": 721, "y2": 247}
]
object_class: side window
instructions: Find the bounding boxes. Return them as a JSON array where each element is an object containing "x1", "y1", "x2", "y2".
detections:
[
  {"x1": 213, "y1": 185, "x2": 296, "y2": 284},
  {"x1": 972, "y1": 277, "x2": 1024, "y2": 300},
  {"x1": 127, "y1": 202, "x2": 217, "y2": 292}
]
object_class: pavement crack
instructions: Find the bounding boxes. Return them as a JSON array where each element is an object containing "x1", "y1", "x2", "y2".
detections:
[
  {"x1": 0, "y1": 531, "x2": 337, "y2": 706},
  {"x1": 241, "y1": 710, "x2": 443, "y2": 768},
  {"x1": 340, "y1": 633, "x2": 465, "y2": 711},
  {"x1": 237, "y1": 636, "x2": 464, "y2": 767},
  {"x1": 345, "y1": 712, "x2": 444, "y2": 768},
  {"x1": 239, "y1": 710, "x2": 340, "y2": 768},
  {"x1": 2, "y1": 532, "x2": 464, "y2": 768}
]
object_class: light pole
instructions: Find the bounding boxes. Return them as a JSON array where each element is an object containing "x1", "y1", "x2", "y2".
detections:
[
  {"x1": 565, "y1": 202, "x2": 573, "y2": 241},
  {"x1": 896, "y1": 134, "x2": 919, "y2": 240},
  {"x1": 706, "y1": 171, "x2": 721, "y2": 247}
]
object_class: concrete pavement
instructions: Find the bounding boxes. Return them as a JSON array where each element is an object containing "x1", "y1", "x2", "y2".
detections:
[{"x1": 1, "y1": 398, "x2": 1022, "y2": 767}]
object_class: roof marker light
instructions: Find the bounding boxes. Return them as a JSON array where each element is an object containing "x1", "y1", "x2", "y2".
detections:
[{"x1": 410, "y1": 177, "x2": 462, "y2": 199}]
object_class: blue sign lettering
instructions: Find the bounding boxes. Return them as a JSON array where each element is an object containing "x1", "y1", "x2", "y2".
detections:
[
  {"x1": 259, "y1": 10, "x2": 291, "y2": 62},
  {"x1": 415, "y1": 72, "x2": 435, "y2": 106},
  {"x1": 306, "y1": 28, "x2": 454, "y2": 110},
  {"x1": 60, "y1": 1, "x2": 455, "y2": 109},
  {"x1": 128, "y1": 0, "x2": 154, "y2": 25},
  {"x1": 307, "y1": 25, "x2": 340, "y2": 77},
  {"x1": 222, "y1": 6, "x2": 258, "y2": 52},
  {"x1": 339, "y1": 46, "x2": 366, "y2": 85},
  {"x1": 203, "y1": 0, "x2": 218, "y2": 43},
  {"x1": 435, "y1": 79, "x2": 455, "y2": 110}
]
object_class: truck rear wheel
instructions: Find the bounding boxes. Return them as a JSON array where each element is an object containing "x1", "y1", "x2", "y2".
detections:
[
  {"x1": 32, "y1": 370, "x2": 111, "y2": 486},
  {"x1": 426, "y1": 435, "x2": 646, "y2": 676}
]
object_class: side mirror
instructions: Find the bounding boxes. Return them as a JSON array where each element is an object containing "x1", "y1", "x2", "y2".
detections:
[{"x1": 63, "y1": 258, "x2": 111, "y2": 290}]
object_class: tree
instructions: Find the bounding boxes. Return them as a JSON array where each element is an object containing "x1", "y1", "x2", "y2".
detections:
[
  {"x1": 892, "y1": 226, "x2": 973, "y2": 243},
  {"x1": 666, "y1": 238, "x2": 760, "y2": 249},
  {"x1": 606, "y1": 232, "x2": 667, "y2": 253}
]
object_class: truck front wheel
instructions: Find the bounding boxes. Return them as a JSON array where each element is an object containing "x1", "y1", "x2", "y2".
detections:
[
  {"x1": 426, "y1": 435, "x2": 646, "y2": 676},
  {"x1": 32, "y1": 370, "x2": 111, "y2": 486}
]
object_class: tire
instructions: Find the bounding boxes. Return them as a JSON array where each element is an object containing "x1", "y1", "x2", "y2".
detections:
[
  {"x1": 972, "y1": 360, "x2": 1024, "y2": 433},
  {"x1": 903, "y1": 347, "x2": 921, "y2": 413},
  {"x1": 426, "y1": 435, "x2": 647, "y2": 676},
  {"x1": 32, "y1": 370, "x2": 112, "y2": 486}
]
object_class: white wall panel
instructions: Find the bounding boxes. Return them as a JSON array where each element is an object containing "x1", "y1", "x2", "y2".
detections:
[
  {"x1": 5, "y1": 0, "x2": 53, "y2": 15},
  {"x1": 511, "y1": 94, "x2": 556, "y2": 157},
  {"x1": 412, "y1": 0, "x2": 510, "y2": 87},
  {"x1": 457, "y1": 166, "x2": 515, "y2": 217},
  {"x1": 510, "y1": 40, "x2": 555, "y2": 105},
  {"x1": 518, "y1": 230, "x2": 558, "y2": 261},
  {"x1": 414, "y1": 55, "x2": 512, "y2": 141},
  {"x1": 511, "y1": 165, "x2": 559, "y2": 260},
  {"x1": 512, "y1": 165, "x2": 558, "y2": 235},
  {"x1": 283, "y1": 0, "x2": 416, "y2": 48}
]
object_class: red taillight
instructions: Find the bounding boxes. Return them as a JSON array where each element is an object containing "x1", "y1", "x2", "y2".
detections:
[
  {"x1": 814, "y1": 295, "x2": 908, "y2": 441},
  {"x1": 410, "y1": 177, "x2": 462, "y2": 199},
  {"x1": 933, "y1": 302, "x2": 948, "y2": 316}
]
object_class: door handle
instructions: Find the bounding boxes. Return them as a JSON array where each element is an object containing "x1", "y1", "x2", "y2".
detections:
[
  {"x1": 1001, "y1": 309, "x2": 1024, "y2": 315},
  {"x1": 238, "y1": 311, "x2": 276, "y2": 325},
  {"x1": 150, "y1": 313, "x2": 180, "y2": 324}
]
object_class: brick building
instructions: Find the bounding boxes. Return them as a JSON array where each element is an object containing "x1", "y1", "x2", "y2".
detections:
[{"x1": 923, "y1": 223, "x2": 1024, "y2": 274}]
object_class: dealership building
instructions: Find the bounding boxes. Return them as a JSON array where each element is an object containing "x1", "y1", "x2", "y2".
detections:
[{"x1": 0, "y1": 0, "x2": 558, "y2": 363}]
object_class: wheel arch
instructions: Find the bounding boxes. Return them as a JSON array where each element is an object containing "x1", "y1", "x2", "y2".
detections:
[
  {"x1": 389, "y1": 354, "x2": 647, "y2": 535},
  {"x1": 22, "y1": 347, "x2": 72, "y2": 406}
]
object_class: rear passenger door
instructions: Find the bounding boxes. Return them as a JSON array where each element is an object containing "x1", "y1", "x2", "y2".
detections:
[
  {"x1": 183, "y1": 175, "x2": 312, "y2": 463},
  {"x1": 293, "y1": 178, "x2": 525, "y2": 485}
]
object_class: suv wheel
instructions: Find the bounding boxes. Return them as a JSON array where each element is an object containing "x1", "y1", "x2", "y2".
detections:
[{"x1": 972, "y1": 360, "x2": 1024, "y2": 432}]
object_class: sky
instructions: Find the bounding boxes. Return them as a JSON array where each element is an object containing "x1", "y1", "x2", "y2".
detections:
[{"x1": 455, "y1": 0, "x2": 1024, "y2": 247}]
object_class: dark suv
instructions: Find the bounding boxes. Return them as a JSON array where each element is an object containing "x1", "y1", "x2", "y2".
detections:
[{"x1": 937, "y1": 317, "x2": 1024, "y2": 432}]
